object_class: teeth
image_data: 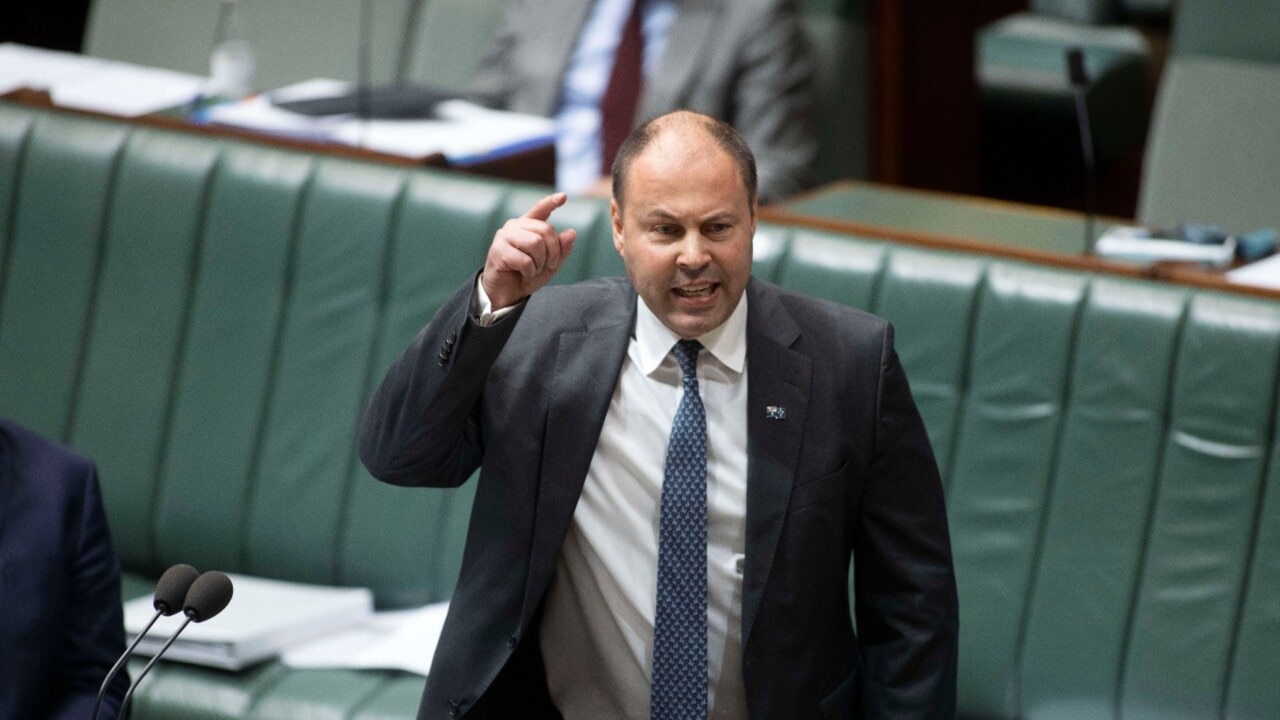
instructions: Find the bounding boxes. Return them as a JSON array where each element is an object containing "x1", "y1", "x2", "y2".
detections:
[{"x1": 674, "y1": 286, "x2": 713, "y2": 297}]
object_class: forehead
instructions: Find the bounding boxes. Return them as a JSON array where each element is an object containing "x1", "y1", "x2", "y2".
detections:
[{"x1": 623, "y1": 132, "x2": 748, "y2": 214}]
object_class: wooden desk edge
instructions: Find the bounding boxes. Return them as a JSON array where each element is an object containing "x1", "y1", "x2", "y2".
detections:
[
  {"x1": 759, "y1": 204, "x2": 1280, "y2": 302},
  {"x1": 1, "y1": 88, "x2": 555, "y2": 185}
]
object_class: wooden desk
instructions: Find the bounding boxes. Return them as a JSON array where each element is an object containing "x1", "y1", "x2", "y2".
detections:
[
  {"x1": 1, "y1": 88, "x2": 556, "y2": 186},
  {"x1": 763, "y1": 180, "x2": 1280, "y2": 301},
  {"x1": 766, "y1": 180, "x2": 1118, "y2": 256}
]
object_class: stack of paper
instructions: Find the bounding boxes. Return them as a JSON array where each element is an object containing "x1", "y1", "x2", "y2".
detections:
[
  {"x1": 201, "y1": 79, "x2": 556, "y2": 163},
  {"x1": 0, "y1": 43, "x2": 205, "y2": 117},
  {"x1": 124, "y1": 574, "x2": 374, "y2": 670},
  {"x1": 281, "y1": 601, "x2": 450, "y2": 677},
  {"x1": 1228, "y1": 254, "x2": 1280, "y2": 290}
]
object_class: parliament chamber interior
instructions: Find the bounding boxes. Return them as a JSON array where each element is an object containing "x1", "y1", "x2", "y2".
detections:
[{"x1": 2, "y1": 0, "x2": 1279, "y2": 717}]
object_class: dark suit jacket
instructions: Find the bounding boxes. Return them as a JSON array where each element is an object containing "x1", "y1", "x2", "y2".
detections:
[
  {"x1": 360, "y1": 277, "x2": 958, "y2": 719},
  {"x1": 0, "y1": 419, "x2": 128, "y2": 720},
  {"x1": 468, "y1": 0, "x2": 819, "y2": 201}
]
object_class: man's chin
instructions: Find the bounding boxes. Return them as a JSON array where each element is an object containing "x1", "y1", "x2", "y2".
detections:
[{"x1": 661, "y1": 308, "x2": 729, "y2": 339}]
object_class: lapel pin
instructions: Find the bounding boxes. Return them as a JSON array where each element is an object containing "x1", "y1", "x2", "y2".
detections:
[{"x1": 766, "y1": 406, "x2": 787, "y2": 420}]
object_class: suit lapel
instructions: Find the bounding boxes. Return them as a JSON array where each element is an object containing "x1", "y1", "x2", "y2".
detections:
[
  {"x1": 640, "y1": 0, "x2": 723, "y2": 120},
  {"x1": 741, "y1": 280, "x2": 810, "y2": 650},
  {"x1": 520, "y1": 285, "x2": 635, "y2": 629}
]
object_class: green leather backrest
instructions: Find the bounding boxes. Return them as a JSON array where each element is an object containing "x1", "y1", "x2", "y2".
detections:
[
  {"x1": 1020, "y1": 280, "x2": 1186, "y2": 720},
  {"x1": 240, "y1": 160, "x2": 403, "y2": 583},
  {"x1": 151, "y1": 146, "x2": 311, "y2": 577},
  {"x1": 1170, "y1": 0, "x2": 1280, "y2": 65},
  {"x1": 871, "y1": 247, "x2": 985, "y2": 484},
  {"x1": 1137, "y1": 56, "x2": 1280, "y2": 233},
  {"x1": 4, "y1": 103, "x2": 1280, "y2": 718},
  {"x1": 85, "y1": 0, "x2": 409, "y2": 91},
  {"x1": 0, "y1": 114, "x2": 128, "y2": 439},
  {"x1": 1120, "y1": 296, "x2": 1280, "y2": 720},
  {"x1": 69, "y1": 130, "x2": 220, "y2": 570},
  {"x1": 948, "y1": 264, "x2": 1086, "y2": 718},
  {"x1": 1229, "y1": 447, "x2": 1280, "y2": 720},
  {"x1": 338, "y1": 171, "x2": 508, "y2": 607}
]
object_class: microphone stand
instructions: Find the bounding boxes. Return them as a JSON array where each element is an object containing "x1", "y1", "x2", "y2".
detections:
[
  {"x1": 90, "y1": 609, "x2": 162, "y2": 720},
  {"x1": 117, "y1": 615, "x2": 195, "y2": 718}
]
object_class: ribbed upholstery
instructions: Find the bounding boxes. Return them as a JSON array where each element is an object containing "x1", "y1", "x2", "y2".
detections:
[
  {"x1": 1120, "y1": 297, "x2": 1280, "y2": 720},
  {"x1": 1228, "y1": 450, "x2": 1280, "y2": 719},
  {"x1": 871, "y1": 248, "x2": 986, "y2": 484},
  {"x1": 777, "y1": 228, "x2": 885, "y2": 311},
  {"x1": 1020, "y1": 280, "x2": 1186, "y2": 720},
  {"x1": 151, "y1": 146, "x2": 312, "y2": 577},
  {"x1": 0, "y1": 114, "x2": 127, "y2": 438},
  {"x1": 241, "y1": 161, "x2": 405, "y2": 584},
  {"x1": 337, "y1": 171, "x2": 507, "y2": 608},
  {"x1": 3, "y1": 102, "x2": 1280, "y2": 718},
  {"x1": 948, "y1": 265, "x2": 1085, "y2": 719},
  {"x1": 68, "y1": 130, "x2": 219, "y2": 570}
]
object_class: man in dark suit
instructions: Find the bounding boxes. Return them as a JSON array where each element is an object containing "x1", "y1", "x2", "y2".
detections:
[
  {"x1": 360, "y1": 110, "x2": 957, "y2": 719},
  {"x1": 469, "y1": 0, "x2": 817, "y2": 201},
  {"x1": 0, "y1": 418, "x2": 129, "y2": 719}
]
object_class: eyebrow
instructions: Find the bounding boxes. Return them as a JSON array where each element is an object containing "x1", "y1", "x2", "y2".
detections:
[{"x1": 640, "y1": 208, "x2": 741, "y2": 224}]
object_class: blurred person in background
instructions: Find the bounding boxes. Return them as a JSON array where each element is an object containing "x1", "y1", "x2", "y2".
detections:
[{"x1": 469, "y1": 0, "x2": 818, "y2": 202}]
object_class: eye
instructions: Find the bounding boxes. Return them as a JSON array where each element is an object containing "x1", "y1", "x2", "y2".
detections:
[
  {"x1": 706, "y1": 223, "x2": 731, "y2": 235},
  {"x1": 653, "y1": 224, "x2": 679, "y2": 236}
]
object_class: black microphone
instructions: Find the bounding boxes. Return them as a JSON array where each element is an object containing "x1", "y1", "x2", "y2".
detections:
[
  {"x1": 1066, "y1": 47, "x2": 1098, "y2": 255},
  {"x1": 117, "y1": 571, "x2": 235, "y2": 716},
  {"x1": 91, "y1": 564, "x2": 200, "y2": 720}
]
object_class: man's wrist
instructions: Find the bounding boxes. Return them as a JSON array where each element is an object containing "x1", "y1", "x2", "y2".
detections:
[{"x1": 473, "y1": 276, "x2": 520, "y2": 327}]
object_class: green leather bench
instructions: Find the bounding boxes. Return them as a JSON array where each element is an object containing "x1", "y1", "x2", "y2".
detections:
[{"x1": 1, "y1": 102, "x2": 1278, "y2": 719}]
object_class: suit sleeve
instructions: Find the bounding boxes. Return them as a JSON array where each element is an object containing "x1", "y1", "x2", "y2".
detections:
[
  {"x1": 359, "y1": 277, "x2": 527, "y2": 487},
  {"x1": 51, "y1": 464, "x2": 129, "y2": 720},
  {"x1": 731, "y1": 0, "x2": 818, "y2": 202},
  {"x1": 853, "y1": 324, "x2": 960, "y2": 718}
]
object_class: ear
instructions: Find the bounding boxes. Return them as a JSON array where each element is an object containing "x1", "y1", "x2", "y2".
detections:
[{"x1": 610, "y1": 198, "x2": 625, "y2": 256}]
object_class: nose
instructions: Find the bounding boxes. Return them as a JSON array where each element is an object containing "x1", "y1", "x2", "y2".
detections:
[{"x1": 675, "y1": 234, "x2": 711, "y2": 271}]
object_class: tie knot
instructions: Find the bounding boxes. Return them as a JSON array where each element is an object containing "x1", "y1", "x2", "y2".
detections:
[{"x1": 672, "y1": 339, "x2": 702, "y2": 379}]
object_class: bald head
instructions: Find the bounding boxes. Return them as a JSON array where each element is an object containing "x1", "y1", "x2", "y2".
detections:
[{"x1": 611, "y1": 110, "x2": 758, "y2": 214}]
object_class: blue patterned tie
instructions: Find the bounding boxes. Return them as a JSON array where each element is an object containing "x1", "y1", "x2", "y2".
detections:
[{"x1": 651, "y1": 339, "x2": 708, "y2": 720}]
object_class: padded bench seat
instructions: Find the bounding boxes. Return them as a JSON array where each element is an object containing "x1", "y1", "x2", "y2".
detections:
[{"x1": 1, "y1": 102, "x2": 1277, "y2": 719}]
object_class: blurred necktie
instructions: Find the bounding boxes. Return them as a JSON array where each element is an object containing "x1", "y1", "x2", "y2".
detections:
[{"x1": 601, "y1": 0, "x2": 644, "y2": 175}]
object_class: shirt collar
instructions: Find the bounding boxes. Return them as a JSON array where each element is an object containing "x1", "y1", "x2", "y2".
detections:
[{"x1": 633, "y1": 292, "x2": 748, "y2": 376}]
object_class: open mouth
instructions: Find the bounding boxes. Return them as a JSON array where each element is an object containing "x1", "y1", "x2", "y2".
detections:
[{"x1": 672, "y1": 283, "x2": 718, "y2": 298}]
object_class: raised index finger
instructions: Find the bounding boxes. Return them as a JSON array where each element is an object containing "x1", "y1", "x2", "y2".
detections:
[{"x1": 522, "y1": 192, "x2": 569, "y2": 222}]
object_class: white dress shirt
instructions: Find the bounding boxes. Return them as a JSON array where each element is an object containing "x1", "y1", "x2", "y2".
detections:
[
  {"x1": 539, "y1": 295, "x2": 750, "y2": 719},
  {"x1": 554, "y1": 0, "x2": 676, "y2": 193}
]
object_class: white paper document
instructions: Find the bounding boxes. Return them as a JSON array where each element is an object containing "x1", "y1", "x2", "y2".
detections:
[
  {"x1": 124, "y1": 574, "x2": 374, "y2": 670},
  {"x1": 0, "y1": 42, "x2": 205, "y2": 116},
  {"x1": 281, "y1": 601, "x2": 450, "y2": 677},
  {"x1": 1227, "y1": 253, "x2": 1280, "y2": 290},
  {"x1": 201, "y1": 79, "x2": 555, "y2": 162}
]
